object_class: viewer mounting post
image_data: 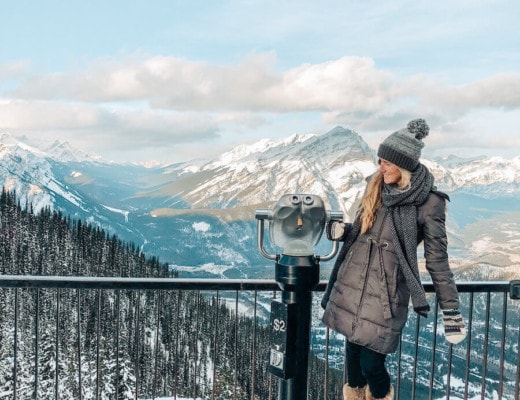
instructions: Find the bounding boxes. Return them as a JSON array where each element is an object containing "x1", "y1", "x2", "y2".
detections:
[{"x1": 256, "y1": 194, "x2": 342, "y2": 400}]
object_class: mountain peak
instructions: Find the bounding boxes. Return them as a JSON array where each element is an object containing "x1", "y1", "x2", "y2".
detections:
[
  {"x1": 216, "y1": 132, "x2": 317, "y2": 166},
  {"x1": 0, "y1": 132, "x2": 18, "y2": 146},
  {"x1": 43, "y1": 140, "x2": 102, "y2": 163},
  {"x1": 327, "y1": 125, "x2": 354, "y2": 135},
  {"x1": 0, "y1": 133, "x2": 44, "y2": 156}
]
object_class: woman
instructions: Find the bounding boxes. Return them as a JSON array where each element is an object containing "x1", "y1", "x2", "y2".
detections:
[{"x1": 321, "y1": 119, "x2": 466, "y2": 400}]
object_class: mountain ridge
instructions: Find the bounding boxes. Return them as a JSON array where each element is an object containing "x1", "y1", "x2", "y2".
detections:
[{"x1": 1, "y1": 128, "x2": 519, "y2": 277}]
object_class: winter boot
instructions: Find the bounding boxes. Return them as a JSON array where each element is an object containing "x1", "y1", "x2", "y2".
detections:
[
  {"x1": 343, "y1": 383, "x2": 366, "y2": 400},
  {"x1": 365, "y1": 384, "x2": 394, "y2": 400}
]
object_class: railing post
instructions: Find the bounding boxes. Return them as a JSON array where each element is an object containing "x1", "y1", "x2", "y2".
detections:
[
  {"x1": 14, "y1": 288, "x2": 19, "y2": 400},
  {"x1": 271, "y1": 254, "x2": 319, "y2": 400}
]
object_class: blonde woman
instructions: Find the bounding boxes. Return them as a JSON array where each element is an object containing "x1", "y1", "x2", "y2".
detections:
[{"x1": 321, "y1": 120, "x2": 466, "y2": 400}]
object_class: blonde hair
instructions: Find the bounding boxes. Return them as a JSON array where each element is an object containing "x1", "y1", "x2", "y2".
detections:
[{"x1": 358, "y1": 166, "x2": 412, "y2": 234}]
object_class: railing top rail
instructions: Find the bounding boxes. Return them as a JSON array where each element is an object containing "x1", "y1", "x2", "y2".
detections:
[
  {"x1": 0, "y1": 274, "x2": 513, "y2": 293},
  {"x1": 0, "y1": 274, "x2": 279, "y2": 290}
]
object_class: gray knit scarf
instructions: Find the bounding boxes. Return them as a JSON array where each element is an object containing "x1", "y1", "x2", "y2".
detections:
[{"x1": 322, "y1": 164, "x2": 434, "y2": 317}]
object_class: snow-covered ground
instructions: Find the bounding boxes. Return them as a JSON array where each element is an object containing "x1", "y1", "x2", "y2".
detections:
[{"x1": 144, "y1": 398, "x2": 202, "y2": 400}]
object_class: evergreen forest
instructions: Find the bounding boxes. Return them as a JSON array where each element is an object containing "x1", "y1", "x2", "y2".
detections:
[{"x1": 0, "y1": 189, "x2": 343, "y2": 399}]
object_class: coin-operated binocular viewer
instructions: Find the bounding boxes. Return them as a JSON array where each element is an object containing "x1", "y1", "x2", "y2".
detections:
[{"x1": 255, "y1": 194, "x2": 342, "y2": 400}]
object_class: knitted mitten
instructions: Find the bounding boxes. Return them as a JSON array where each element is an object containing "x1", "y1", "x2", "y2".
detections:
[
  {"x1": 442, "y1": 309, "x2": 467, "y2": 344},
  {"x1": 326, "y1": 221, "x2": 351, "y2": 241}
]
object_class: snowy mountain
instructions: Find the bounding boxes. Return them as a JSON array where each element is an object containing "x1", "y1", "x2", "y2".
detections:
[
  {"x1": 147, "y1": 126, "x2": 376, "y2": 214},
  {"x1": 426, "y1": 155, "x2": 520, "y2": 198},
  {"x1": 1, "y1": 128, "x2": 519, "y2": 280}
]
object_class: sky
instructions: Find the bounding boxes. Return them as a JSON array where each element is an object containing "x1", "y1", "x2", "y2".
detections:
[{"x1": 0, "y1": 0, "x2": 519, "y2": 165}]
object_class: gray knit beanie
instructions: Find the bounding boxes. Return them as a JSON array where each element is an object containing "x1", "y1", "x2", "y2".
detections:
[{"x1": 377, "y1": 119, "x2": 429, "y2": 171}]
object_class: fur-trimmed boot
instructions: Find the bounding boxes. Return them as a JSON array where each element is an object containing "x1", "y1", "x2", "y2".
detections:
[
  {"x1": 365, "y1": 384, "x2": 394, "y2": 400},
  {"x1": 343, "y1": 384, "x2": 366, "y2": 400}
]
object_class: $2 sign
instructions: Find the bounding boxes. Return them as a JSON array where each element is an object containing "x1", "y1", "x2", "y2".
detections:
[{"x1": 272, "y1": 318, "x2": 287, "y2": 332}]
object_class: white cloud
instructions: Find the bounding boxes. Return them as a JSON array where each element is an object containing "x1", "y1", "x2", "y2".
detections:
[
  {"x1": 0, "y1": 99, "x2": 104, "y2": 130},
  {"x1": 9, "y1": 54, "x2": 520, "y2": 115},
  {"x1": 0, "y1": 60, "x2": 30, "y2": 82},
  {"x1": 3, "y1": 55, "x2": 402, "y2": 114},
  {"x1": 1, "y1": 52, "x2": 519, "y2": 163},
  {"x1": 444, "y1": 74, "x2": 520, "y2": 109}
]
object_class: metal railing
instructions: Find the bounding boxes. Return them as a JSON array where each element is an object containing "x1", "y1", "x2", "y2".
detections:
[{"x1": 0, "y1": 276, "x2": 519, "y2": 400}]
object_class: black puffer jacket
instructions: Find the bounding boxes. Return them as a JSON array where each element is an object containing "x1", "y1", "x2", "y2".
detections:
[{"x1": 321, "y1": 191, "x2": 459, "y2": 354}]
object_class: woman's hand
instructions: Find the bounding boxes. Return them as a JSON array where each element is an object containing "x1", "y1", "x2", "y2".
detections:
[{"x1": 325, "y1": 221, "x2": 351, "y2": 241}]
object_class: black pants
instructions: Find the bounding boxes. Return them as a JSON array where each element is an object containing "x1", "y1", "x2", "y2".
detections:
[{"x1": 346, "y1": 340, "x2": 391, "y2": 398}]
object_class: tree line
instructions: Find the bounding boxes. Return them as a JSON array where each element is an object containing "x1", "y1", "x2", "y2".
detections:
[{"x1": 0, "y1": 188, "x2": 343, "y2": 399}]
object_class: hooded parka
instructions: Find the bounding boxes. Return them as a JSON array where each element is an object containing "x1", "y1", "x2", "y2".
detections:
[{"x1": 322, "y1": 191, "x2": 459, "y2": 354}]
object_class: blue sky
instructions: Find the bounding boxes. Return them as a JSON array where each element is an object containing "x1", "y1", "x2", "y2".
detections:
[{"x1": 0, "y1": 0, "x2": 519, "y2": 164}]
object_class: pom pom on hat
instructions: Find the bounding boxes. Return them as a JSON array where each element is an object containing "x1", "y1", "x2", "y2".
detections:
[
  {"x1": 407, "y1": 119, "x2": 429, "y2": 140},
  {"x1": 377, "y1": 118, "x2": 430, "y2": 171}
]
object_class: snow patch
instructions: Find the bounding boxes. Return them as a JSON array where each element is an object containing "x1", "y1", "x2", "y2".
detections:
[
  {"x1": 174, "y1": 263, "x2": 234, "y2": 278},
  {"x1": 192, "y1": 221, "x2": 210, "y2": 232},
  {"x1": 103, "y1": 205, "x2": 130, "y2": 222}
]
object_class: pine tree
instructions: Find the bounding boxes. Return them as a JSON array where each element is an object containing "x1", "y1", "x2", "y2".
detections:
[{"x1": 0, "y1": 188, "x2": 347, "y2": 399}]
